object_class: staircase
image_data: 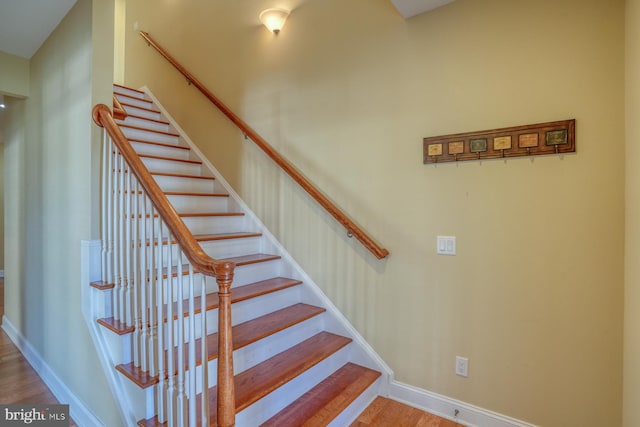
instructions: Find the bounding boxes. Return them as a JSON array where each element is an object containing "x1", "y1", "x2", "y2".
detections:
[{"x1": 88, "y1": 84, "x2": 389, "y2": 426}]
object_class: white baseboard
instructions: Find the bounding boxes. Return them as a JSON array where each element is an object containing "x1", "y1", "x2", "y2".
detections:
[
  {"x1": 1, "y1": 315, "x2": 103, "y2": 427},
  {"x1": 389, "y1": 380, "x2": 538, "y2": 427}
]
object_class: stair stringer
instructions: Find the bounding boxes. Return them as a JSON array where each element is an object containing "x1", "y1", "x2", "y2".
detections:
[
  {"x1": 81, "y1": 241, "x2": 153, "y2": 427},
  {"x1": 140, "y1": 86, "x2": 394, "y2": 392}
]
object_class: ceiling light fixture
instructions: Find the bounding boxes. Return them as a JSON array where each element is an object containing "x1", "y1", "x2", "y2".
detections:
[
  {"x1": 0, "y1": 95, "x2": 5, "y2": 109},
  {"x1": 259, "y1": 8, "x2": 289, "y2": 34}
]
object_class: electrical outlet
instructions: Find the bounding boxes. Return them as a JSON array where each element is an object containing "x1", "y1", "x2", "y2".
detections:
[{"x1": 455, "y1": 356, "x2": 469, "y2": 377}]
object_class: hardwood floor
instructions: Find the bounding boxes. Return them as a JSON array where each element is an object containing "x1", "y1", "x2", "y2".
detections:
[
  {"x1": 0, "y1": 278, "x2": 77, "y2": 426},
  {"x1": 0, "y1": 277, "x2": 462, "y2": 427},
  {"x1": 352, "y1": 397, "x2": 465, "y2": 426}
]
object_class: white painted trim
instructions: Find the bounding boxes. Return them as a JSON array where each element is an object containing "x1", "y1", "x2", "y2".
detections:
[
  {"x1": 1, "y1": 315, "x2": 103, "y2": 427},
  {"x1": 389, "y1": 380, "x2": 538, "y2": 427}
]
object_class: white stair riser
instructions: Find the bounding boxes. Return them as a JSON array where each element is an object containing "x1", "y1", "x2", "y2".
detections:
[
  {"x1": 166, "y1": 195, "x2": 229, "y2": 213},
  {"x1": 116, "y1": 94, "x2": 154, "y2": 110},
  {"x1": 328, "y1": 378, "x2": 381, "y2": 427},
  {"x1": 142, "y1": 158, "x2": 202, "y2": 175},
  {"x1": 131, "y1": 141, "x2": 191, "y2": 160},
  {"x1": 199, "y1": 236, "x2": 265, "y2": 260},
  {"x1": 121, "y1": 104, "x2": 162, "y2": 121},
  {"x1": 143, "y1": 236, "x2": 263, "y2": 264},
  {"x1": 101, "y1": 326, "x2": 133, "y2": 365},
  {"x1": 181, "y1": 215, "x2": 248, "y2": 235},
  {"x1": 119, "y1": 371, "x2": 155, "y2": 420},
  {"x1": 227, "y1": 286, "x2": 304, "y2": 329},
  {"x1": 121, "y1": 127, "x2": 180, "y2": 145},
  {"x1": 161, "y1": 285, "x2": 303, "y2": 344},
  {"x1": 121, "y1": 116, "x2": 171, "y2": 133},
  {"x1": 235, "y1": 345, "x2": 353, "y2": 426},
  {"x1": 114, "y1": 86, "x2": 146, "y2": 99},
  {"x1": 192, "y1": 315, "x2": 324, "y2": 393},
  {"x1": 120, "y1": 216, "x2": 248, "y2": 239},
  {"x1": 221, "y1": 259, "x2": 283, "y2": 288},
  {"x1": 155, "y1": 176, "x2": 217, "y2": 194},
  {"x1": 232, "y1": 316, "x2": 324, "y2": 376},
  {"x1": 141, "y1": 242, "x2": 247, "y2": 271}
]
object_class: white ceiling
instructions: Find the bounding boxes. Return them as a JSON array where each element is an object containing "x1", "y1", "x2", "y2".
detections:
[
  {"x1": 391, "y1": 0, "x2": 456, "y2": 18},
  {"x1": 0, "y1": 0, "x2": 77, "y2": 59},
  {"x1": 0, "y1": 0, "x2": 453, "y2": 59}
]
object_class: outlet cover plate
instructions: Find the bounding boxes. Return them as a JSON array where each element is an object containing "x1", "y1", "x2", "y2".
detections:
[{"x1": 456, "y1": 356, "x2": 468, "y2": 377}]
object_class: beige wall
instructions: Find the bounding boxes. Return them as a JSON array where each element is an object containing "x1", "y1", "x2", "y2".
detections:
[
  {"x1": 124, "y1": 0, "x2": 625, "y2": 425},
  {"x1": 3, "y1": 0, "x2": 121, "y2": 424},
  {"x1": 0, "y1": 145, "x2": 4, "y2": 271},
  {"x1": 0, "y1": 51, "x2": 29, "y2": 272},
  {"x1": 625, "y1": 1, "x2": 640, "y2": 426},
  {"x1": 0, "y1": 51, "x2": 29, "y2": 98}
]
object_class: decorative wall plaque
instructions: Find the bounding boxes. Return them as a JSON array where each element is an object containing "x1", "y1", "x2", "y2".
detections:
[
  {"x1": 519, "y1": 133, "x2": 539, "y2": 148},
  {"x1": 493, "y1": 136, "x2": 512, "y2": 150},
  {"x1": 469, "y1": 138, "x2": 488, "y2": 153},
  {"x1": 423, "y1": 119, "x2": 575, "y2": 164}
]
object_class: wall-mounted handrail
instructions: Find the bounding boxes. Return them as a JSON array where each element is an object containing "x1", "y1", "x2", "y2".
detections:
[
  {"x1": 139, "y1": 31, "x2": 390, "y2": 260},
  {"x1": 92, "y1": 104, "x2": 236, "y2": 426}
]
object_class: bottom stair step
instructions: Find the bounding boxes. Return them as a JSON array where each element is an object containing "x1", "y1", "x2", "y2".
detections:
[
  {"x1": 260, "y1": 362, "x2": 381, "y2": 427},
  {"x1": 138, "y1": 331, "x2": 352, "y2": 426}
]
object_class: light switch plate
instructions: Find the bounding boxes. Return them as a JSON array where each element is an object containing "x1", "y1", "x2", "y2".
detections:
[{"x1": 437, "y1": 236, "x2": 456, "y2": 255}]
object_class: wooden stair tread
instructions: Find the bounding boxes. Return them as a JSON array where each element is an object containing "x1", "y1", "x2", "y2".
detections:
[
  {"x1": 119, "y1": 123, "x2": 179, "y2": 137},
  {"x1": 98, "y1": 276, "x2": 301, "y2": 335},
  {"x1": 114, "y1": 84, "x2": 144, "y2": 94},
  {"x1": 139, "y1": 153, "x2": 201, "y2": 164},
  {"x1": 120, "y1": 114, "x2": 170, "y2": 126},
  {"x1": 118, "y1": 302, "x2": 323, "y2": 388},
  {"x1": 114, "y1": 92, "x2": 153, "y2": 105},
  {"x1": 168, "y1": 276, "x2": 303, "y2": 321},
  {"x1": 128, "y1": 138, "x2": 190, "y2": 151},
  {"x1": 144, "y1": 232, "x2": 260, "y2": 246},
  {"x1": 96, "y1": 317, "x2": 135, "y2": 335},
  {"x1": 195, "y1": 232, "x2": 262, "y2": 241},
  {"x1": 222, "y1": 253, "x2": 282, "y2": 266},
  {"x1": 260, "y1": 363, "x2": 381, "y2": 426},
  {"x1": 138, "y1": 332, "x2": 352, "y2": 427},
  {"x1": 179, "y1": 212, "x2": 244, "y2": 217},
  {"x1": 234, "y1": 331, "x2": 351, "y2": 411},
  {"x1": 164, "y1": 191, "x2": 228, "y2": 197},
  {"x1": 152, "y1": 172, "x2": 215, "y2": 180},
  {"x1": 89, "y1": 280, "x2": 114, "y2": 290},
  {"x1": 118, "y1": 101, "x2": 161, "y2": 114}
]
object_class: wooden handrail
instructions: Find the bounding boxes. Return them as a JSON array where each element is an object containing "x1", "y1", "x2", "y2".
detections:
[
  {"x1": 112, "y1": 95, "x2": 126, "y2": 120},
  {"x1": 139, "y1": 31, "x2": 390, "y2": 260},
  {"x1": 92, "y1": 104, "x2": 236, "y2": 425},
  {"x1": 93, "y1": 104, "x2": 234, "y2": 277}
]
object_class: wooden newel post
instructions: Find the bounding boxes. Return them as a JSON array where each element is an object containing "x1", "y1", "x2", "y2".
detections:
[{"x1": 215, "y1": 261, "x2": 236, "y2": 427}]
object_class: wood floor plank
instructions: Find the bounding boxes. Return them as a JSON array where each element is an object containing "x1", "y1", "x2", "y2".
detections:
[{"x1": 351, "y1": 396, "x2": 465, "y2": 427}]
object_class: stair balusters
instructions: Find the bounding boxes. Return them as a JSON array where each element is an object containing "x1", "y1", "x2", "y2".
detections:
[{"x1": 96, "y1": 111, "x2": 221, "y2": 426}]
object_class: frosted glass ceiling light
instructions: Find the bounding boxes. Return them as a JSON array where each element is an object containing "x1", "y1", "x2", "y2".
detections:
[
  {"x1": 260, "y1": 8, "x2": 289, "y2": 34},
  {"x1": 0, "y1": 95, "x2": 5, "y2": 109}
]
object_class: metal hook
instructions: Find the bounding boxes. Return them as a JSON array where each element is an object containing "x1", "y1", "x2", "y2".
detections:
[{"x1": 347, "y1": 230, "x2": 353, "y2": 238}]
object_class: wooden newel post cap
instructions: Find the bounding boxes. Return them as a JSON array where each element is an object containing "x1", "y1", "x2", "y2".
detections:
[
  {"x1": 92, "y1": 104, "x2": 112, "y2": 127},
  {"x1": 214, "y1": 261, "x2": 236, "y2": 290}
]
